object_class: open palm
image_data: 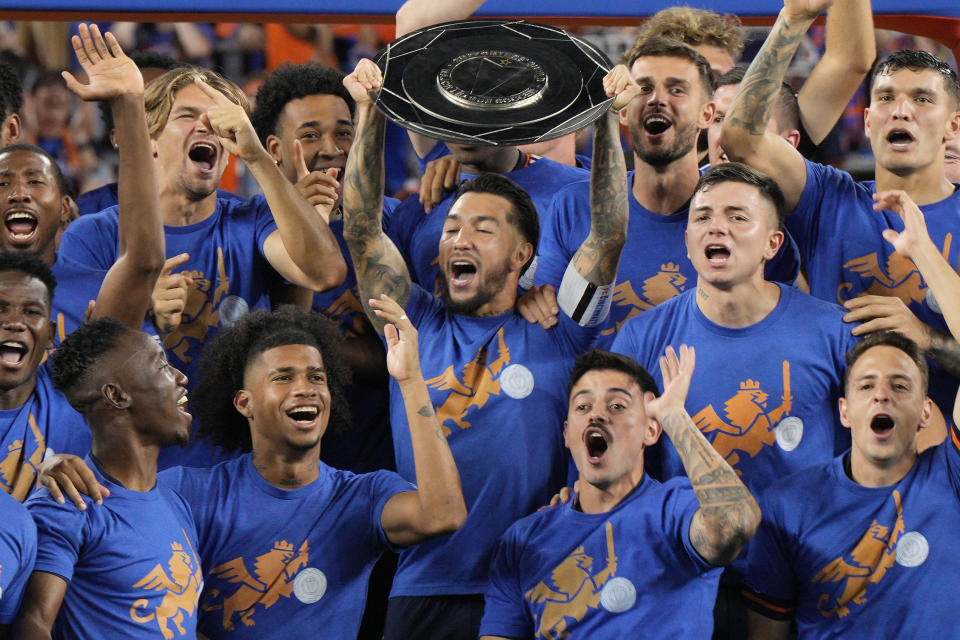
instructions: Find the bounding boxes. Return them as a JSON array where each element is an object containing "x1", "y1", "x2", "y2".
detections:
[{"x1": 64, "y1": 23, "x2": 143, "y2": 102}]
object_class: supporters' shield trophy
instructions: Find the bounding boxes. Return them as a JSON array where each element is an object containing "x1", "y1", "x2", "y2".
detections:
[{"x1": 374, "y1": 19, "x2": 614, "y2": 146}]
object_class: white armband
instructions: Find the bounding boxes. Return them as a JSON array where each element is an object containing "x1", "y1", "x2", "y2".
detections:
[{"x1": 557, "y1": 261, "x2": 615, "y2": 327}]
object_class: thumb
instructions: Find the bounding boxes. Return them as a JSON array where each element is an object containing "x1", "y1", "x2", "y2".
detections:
[
  {"x1": 384, "y1": 323, "x2": 399, "y2": 349},
  {"x1": 881, "y1": 228, "x2": 900, "y2": 247},
  {"x1": 326, "y1": 167, "x2": 339, "y2": 182},
  {"x1": 294, "y1": 139, "x2": 309, "y2": 181}
]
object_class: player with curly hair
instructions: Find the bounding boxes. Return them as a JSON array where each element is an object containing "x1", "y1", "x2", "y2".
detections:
[
  {"x1": 40, "y1": 300, "x2": 466, "y2": 639},
  {"x1": 0, "y1": 58, "x2": 22, "y2": 146}
]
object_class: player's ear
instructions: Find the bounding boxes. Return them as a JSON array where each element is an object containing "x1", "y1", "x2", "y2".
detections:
[
  {"x1": 234, "y1": 389, "x2": 253, "y2": 419},
  {"x1": 103, "y1": 382, "x2": 130, "y2": 410},
  {"x1": 838, "y1": 397, "x2": 851, "y2": 429},
  {"x1": 918, "y1": 397, "x2": 933, "y2": 431},
  {"x1": 512, "y1": 241, "x2": 534, "y2": 272},
  {"x1": 266, "y1": 134, "x2": 283, "y2": 165}
]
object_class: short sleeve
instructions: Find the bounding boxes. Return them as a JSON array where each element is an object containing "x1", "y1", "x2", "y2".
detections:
[
  {"x1": 743, "y1": 489, "x2": 798, "y2": 620},
  {"x1": 785, "y1": 160, "x2": 851, "y2": 266},
  {"x1": 56, "y1": 210, "x2": 119, "y2": 270},
  {"x1": 0, "y1": 494, "x2": 36, "y2": 623},
  {"x1": 532, "y1": 184, "x2": 589, "y2": 289},
  {"x1": 384, "y1": 196, "x2": 426, "y2": 279},
  {"x1": 478, "y1": 528, "x2": 533, "y2": 639},
  {"x1": 24, "y1": 491, "x2": 86, "y2": 583},
  {"x1": 250, "y1": 195, "x2": 280, "y2": 257},
  {"x1": 401, "y1": 284, "x2": 445, "y2": 330},
  {"x1": 661, "y1": 479, "x2": 717, "y2": 575},
  {"x1": 368, "y1": 470, "x2": 417, "y2": 553}
]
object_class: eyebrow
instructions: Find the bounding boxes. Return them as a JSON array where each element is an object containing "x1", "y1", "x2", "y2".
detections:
[
  {"x1": 269, "y1": 365, "x2": 325, "y2": 374},
  {"x1": 298, "y1": 119, "x2": 354, "y2": 130},
  {"x1": 633, "y1": 75, "x2": 691, "y2": 87}
]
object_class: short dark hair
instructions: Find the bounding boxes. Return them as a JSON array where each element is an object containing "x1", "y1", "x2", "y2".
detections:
[
  {"x1": 716, "y1": 65, "x2": 799, "y2": 132},
  {"x1": 567, "y1": 350, "x2": 659, "y2": 400},
  {"x1": 0, "y1": 59, "x2": 22, "y2": 121},
  {"x1": 869, "y1": 49, "x2": 960, "y2": 107},
  {"x1": 695, "y1": 162, "x2": 788, "y2": 228},
  {"x1": 843, "y1": 330, "x2": 929, "y2": 394},
  {"x1": 0, "y1": 250, "x2": 57, "y2": 304},
  {"x1": 251, "y1": 63, "x2": 355, "y2": 145},
  {"x1": 0, "y1": 142, "x2": 67, "y2": 196},
  {"x1": 192, "y1": 307, "x2": 351, "y2": 454},
  {"x1": 99, "y1": 50, "x2": 182, "y2": 132},
  {"x1": 49, "y1": 317, "x2": 131, "y2": 400},
  {"x1": 452, "y1": 173, "x2": 539, "y2": 273},
  {"x1": 622, "y1": 36, "x2": 716, "y2": 97}
]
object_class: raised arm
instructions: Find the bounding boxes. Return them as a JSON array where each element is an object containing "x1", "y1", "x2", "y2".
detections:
[
  {"x1": 370, "y1": 294, "x2": 466, "y2": 546},
  {"x1": 394, "y1": 0, "x2": 486, "y2": 158},
  {"x1": 644, "y1": 346, "x2": 761, "y2": 565},
  {"x1": 62, "y1": 24, "x2": 164, "y2": 329},
  {"x1": 556, "y1": 67, "x2": 632, "y2": 326},
  {"x1": 195, "y1": 80, "x2": 346, "y2": 292},
  {"x1": 14, "y1": 572, "x2": 67, "y2": 640},
  {"x1": 796, "y1": 0, "x2": 875, "y2": 144},
  {"x1": 874, "y1": 190, "x2": 960, "y2": 424},
  {"x1": 721, "y1": 0, "x2": 834, "y2": 210},
  {"x1": 341, "y1": 60, "x2": 413, "y2": 333}
]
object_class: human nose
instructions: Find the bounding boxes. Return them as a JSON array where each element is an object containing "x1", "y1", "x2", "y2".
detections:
[
  {"x1": 6, "y1": 176, "x2": 29, "y2": 202},
  {"x1": 891, "y1": 96, "x2": 913, "y2": 120}
]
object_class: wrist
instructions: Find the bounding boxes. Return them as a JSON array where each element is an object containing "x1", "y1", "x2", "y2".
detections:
[{"x1": 780, "y1": 7, "x2": 818, "y2": 29}]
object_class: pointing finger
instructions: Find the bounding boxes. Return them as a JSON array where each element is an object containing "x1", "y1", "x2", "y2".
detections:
[{"x1": 294, "y1": 139, "x2": 310, "y2": 181}]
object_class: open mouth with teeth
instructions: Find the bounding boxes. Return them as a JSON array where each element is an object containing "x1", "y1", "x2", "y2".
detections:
[
  {"x1": 870, "y1": 414, "x2": 895, "y2": 436},
  {"x1": 450, "y1": 261, "x2": 478, "y2": 287},
  {"x1": 188, "y1": 142, "x2": 218, "y2": 171},
  {"x1": 4, "y1": 211, "x2": 38, "y2": 242},
  {"x1": 0, "y1": 340, "x2": 28, "y2": 366},
  {"x1": 705, "y1": 245, "x2": 731, "y2": 264},
  {"x1": 584, "y1": 426, "x2": 610, "y2": 463},
  {"x1": 643, "y1": 115, "x2": 672, "y2": 136},
  {"x1": 287, "y1": 406, "x2": 320, "y2": 426},
  {"x1": 177, "y1": 394, "x2": 190, "y2": 413},
  {"x1": 886, "y1": 130, "x2": 915, "y2": 149}
]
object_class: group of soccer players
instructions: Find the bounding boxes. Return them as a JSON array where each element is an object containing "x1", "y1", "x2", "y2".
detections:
[{"x1": 0, "y1": 0, "x2": 956, "y2": 637}]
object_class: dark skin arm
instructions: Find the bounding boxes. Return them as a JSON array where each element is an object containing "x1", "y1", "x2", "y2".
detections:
[
  {"x1": 14, "y1": 572, "x2": 67, "y2": 640},
  {"x1": 341, "y1": 60, "x2": 413, "y2": 333}
]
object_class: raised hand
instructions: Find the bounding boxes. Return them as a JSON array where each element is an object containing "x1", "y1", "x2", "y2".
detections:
[
  {"x1": 62, "y1": 23, "x2": 143, "y2": 101},
  {"x1": 195, "y1": 78, "x2": 265, "y2": 163},
  {"x1": 151, "y1": 253, "x2": 193, "y2": 337},
  {"x1": 783, "y1": 0, "x2": 835, "y2": 24},
  {"x1": 293, "y1": 139, "x2": 339, "y2": 223},
  {"x1": 603, "y1": 64, "x2": 644, "y2": 111},
  {"x1": 370, "y1": 294, "x2": 421, "y2": 384},
  {"x1": 644, "y1": 345, "x2": 695, "y2": 422},
  {"x1": 343, "y1": 58, "x2": 383, "y2": 106},
  {"x1": 876, "y1": 189, "x2": 936, "y2": 261}
]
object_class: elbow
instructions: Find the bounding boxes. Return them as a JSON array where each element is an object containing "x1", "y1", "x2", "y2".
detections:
[
  {"x1": 421, "y1": 500, "x2": 468, "y2": 538},
  {"x1": 718, "y1": 124, "x2": 758, "y2": 164},
  {"x1": 705, "y1": 498, "x2": 762, "y2": 566},
  {"x1": 395, "y1": 4, "x2": 424, "y2": 38},
  {"x1": 309, "y1": 258, "x2": 348, "y2": 293}
]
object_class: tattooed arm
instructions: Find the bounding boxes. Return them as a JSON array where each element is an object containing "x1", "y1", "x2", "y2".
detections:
[
  {"x1": 645, "y1": 346, "x2": 761, "y2": 565},
  {"x1": 720, "y1": 0, "x2": 835, "y2": 210},
  {"x1": 341, "y1": 60, "x2": 413, "y2": 333},
  {"x1": 372, "y1": 295, "x2": 467, "y2": 546}
]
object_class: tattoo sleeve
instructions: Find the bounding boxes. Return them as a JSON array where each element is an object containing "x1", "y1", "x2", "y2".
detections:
[
  {"x1": 659, "y1": 408, "x2": 761, "y2": 565},
  {"x1": 725, "y1": 12, "x2": 813, "y2": 137},
  {"x1": 342, "y1": 104, "x2": 413, "y2": 331},
  {"x1": 571, "y1": 111, "x2": 628, "y2": 285},
  {"x1": 928, "y1": 329, "x2": 960, "y2": 379}
]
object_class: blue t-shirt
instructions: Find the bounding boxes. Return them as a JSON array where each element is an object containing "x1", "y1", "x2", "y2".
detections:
[
  {"x1": 535, "y1": 172, "x2": 802, "y2": 348},
  {"x1": 57, "y1": 196, "x2": 280, "y2": 468},
  {"x1": 49, "y1": 252, "x2": 113, "y2": 351},
  {"x1": 0, "y1": 490, "x2": 36, "y2": 623},
  {"x1": 75, "y1": 185, "x2": 241, "y2": 216},
  {"x1": 26, "y1": 457, "x2": 202, "y2": 639},
  {"x1": 158, "y1": 455, "x2": 411, "y2": 639},
  {"x1": 388, "y1": 151, "x2": 588, "y2": 294},
  {"x1": 311, "y1": 202, "x2": 398, "y2": 473},
  {"x1": 745, "y1": 433, "x2": 960, "y2": 639},
  {"x1": 611, "y1": 285, "x2": 856, "y2": 579},
  {"x1": 389, "y1": 285, "x2": 596, "y2": 596},
  {"x1": 788, "y1": 160, "x2": 960, "y2": 413},
  {"x1": 480, "y1": 477, "x2": 720, "y2": 639},
  {"x1": 0, "y1": 365, "x2": 90, "y2": 501}
]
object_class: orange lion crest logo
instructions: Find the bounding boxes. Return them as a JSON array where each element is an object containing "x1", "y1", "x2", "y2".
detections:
[
  {"x1": 813, "y1": 491, "x2": 905, "y2": 618},
  {"x1": 602, "y1": 264, "x2": 688, "y2": 335},
  {"x1": 839, "y1": 234, "x2": 952, "y2": 306},
  {"x1": 202, "y1": 539, "x2": 310, "y2": 631},
  {"x1": 130, "y1": 534, "x2": 203, "y2": 639},
  {"x1": 525, "y1": 522, "x2": 618, "y2": 639}
]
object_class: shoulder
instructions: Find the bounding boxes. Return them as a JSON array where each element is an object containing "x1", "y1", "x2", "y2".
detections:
[
  {"x1": 25, "y1": 487, "x2": 90, "y2": 529},
  {"x1": 0, "y1": 491, "x2": 35, "y2": 541},
  {"x1": 63, "y1": 205, "x2": 120, "y2": 236}
]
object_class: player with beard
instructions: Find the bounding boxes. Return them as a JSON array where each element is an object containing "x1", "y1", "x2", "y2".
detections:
[
  {"x1": 720, "y1": 0, "x2": 960, "y2": 432},
  {"x1": 480, "y1": 347, "x2": 760, "y2": 639},
  {"x1": 17, "y1": 319, "x2": 201, "y2": 639},
  {"x1": 527, "y1": 38, "x2": 799, "y2": 344},
  {"x1": 37, "y1": 304, "x2": 467, "y2": 639},
  {"x1": 340, "y1": 58, "x2": 631, "y2": 640},
  {"x1": 57, "y1": 61, "x2": 348, "y2": 468}
]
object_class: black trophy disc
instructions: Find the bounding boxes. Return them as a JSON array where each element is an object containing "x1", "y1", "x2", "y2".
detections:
[{"x1": 374, "y1": 19, "x2": 614, "y2": 146}]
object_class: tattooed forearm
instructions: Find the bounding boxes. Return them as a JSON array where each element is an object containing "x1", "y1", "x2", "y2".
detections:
[
  {"x1": 928, "y1": 329, "x2": 960, "y2": 378},
  {"x1": 572, "y1": 111, "x2": 627, "y2": 285},
  {"x1": 417, "y1": 405, "x2": 433, "y2": 417},
  {"x1": 659, "y1": 409, "x2": 761, "y2": 565},
  {"x1": 725, "y1": 12, "x2": 813, "y2": 136},
  {"x1": 342, "y1": 105, "x2": 413, "y2": 328}
]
